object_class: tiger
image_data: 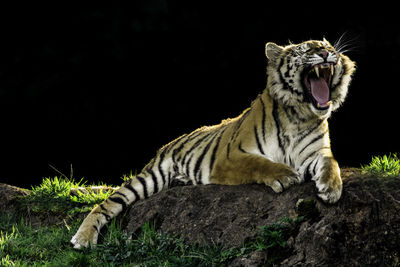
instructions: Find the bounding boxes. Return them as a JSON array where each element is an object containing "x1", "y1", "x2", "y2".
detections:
[{"x1": 71, "y1": 38, "x2": 355, "y2": 249}]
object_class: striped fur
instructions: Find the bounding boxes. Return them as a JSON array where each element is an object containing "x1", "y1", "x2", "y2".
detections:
[{"x1": 71, "y1": 39, "x2": 355, "y2": 249}]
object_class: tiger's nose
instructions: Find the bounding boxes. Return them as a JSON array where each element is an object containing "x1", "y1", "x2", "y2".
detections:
[{"x1": 318, "y1": 50, "x2": 329, "y2": 59}]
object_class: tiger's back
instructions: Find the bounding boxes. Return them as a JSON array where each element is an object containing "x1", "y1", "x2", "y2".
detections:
[{"x1": 71, "y1": 38, "x2": 355, "y2": 249}]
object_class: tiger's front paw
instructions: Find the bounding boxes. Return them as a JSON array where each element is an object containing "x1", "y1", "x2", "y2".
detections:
[
  {"x1": 71, "y1": 224, "x2": 98, "y2": 249},
  {"x1": 315, "y1": 164, "x2": 342, "y2": 204},
  {"x1": 266, "y1": 164, "x2": 301, "y2": 193},
  {"x1": 317, "y1": 184, "x2": 342, "y2": 204}
]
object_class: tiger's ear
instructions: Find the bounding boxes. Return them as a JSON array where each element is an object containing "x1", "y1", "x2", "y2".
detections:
[
  {"x1": 265, "y1": 42, "x2": 283, "y2": 61},
  {"x1": 322, "y1": 37, "x2": 332, "y2": 46}
]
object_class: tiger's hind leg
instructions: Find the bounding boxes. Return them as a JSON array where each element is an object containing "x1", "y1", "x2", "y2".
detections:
[{"x1": 71, "y1": 168, "x2": 169, "y2": 249}]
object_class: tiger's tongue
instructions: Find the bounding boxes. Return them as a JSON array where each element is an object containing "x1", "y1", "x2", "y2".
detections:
[{"x1": 310, "y1": 77, "x2": 330, "y2": 104}]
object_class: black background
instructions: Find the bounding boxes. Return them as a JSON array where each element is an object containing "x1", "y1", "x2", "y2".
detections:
[{"x1": 1, "y1": 2, "x2": 399, "y2": 187}]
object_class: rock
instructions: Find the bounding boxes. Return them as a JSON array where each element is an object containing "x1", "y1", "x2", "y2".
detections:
[
  {"x1": 229, "y1": 250, "x2": 268, "y2": 267},
  {"x1": 0, "y1": 183, "x2": 29, "y2": 213},
  {"x1": 123, "y1": 182, "x2": 299, "y2": 248},
  {"x1": 123, "y1": 169, "x2": 400, "y2": 266}
]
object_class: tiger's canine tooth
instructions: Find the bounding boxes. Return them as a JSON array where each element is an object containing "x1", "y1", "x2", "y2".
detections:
[
  {"x1": 317, "y1": 101, "x2": 332, "y2": 109},
  {"x1": 330, "y1": 65, "x2": 334, "y2": 75},
  {"x1": 314, "y1": 66, "x2": 320, "y2": 78}
]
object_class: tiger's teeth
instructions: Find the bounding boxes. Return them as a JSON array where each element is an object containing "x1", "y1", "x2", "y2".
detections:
[
  {"x1": 317, "y1": 101, "x2": 332, "y2": 109},
  {"x1": 314, "y1": 66, "x2": 320, "y2": 78},
  {"x1": 330, "y1": 65, "x2": 334, "y2": 75}
]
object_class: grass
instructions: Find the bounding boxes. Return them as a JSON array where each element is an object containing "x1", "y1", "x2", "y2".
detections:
[
  {"x1": 19, "y1": 176, "x2": 115, "y2": 216},
  {"x1": 361, "y1": 153, "x2": 400, "y2": 177},
  {"x1": 0, "y1": 214, "x2": 82, "y2": 266},
  {"x1": 0, "y1": 176, "x2": 303, "y2": 266},
  {"x1": 0, "y1": 213, "x2": 300, "y2": 266}
]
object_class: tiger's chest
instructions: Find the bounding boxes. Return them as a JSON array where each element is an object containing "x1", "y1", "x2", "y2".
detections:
[{"x1": 251, "y1": 120, "x2": 324, "y2": 170}]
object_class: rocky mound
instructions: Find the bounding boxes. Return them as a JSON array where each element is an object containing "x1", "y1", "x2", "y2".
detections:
[{"x1": 122, "y1": 169, "x2": 400, "y2": 266}]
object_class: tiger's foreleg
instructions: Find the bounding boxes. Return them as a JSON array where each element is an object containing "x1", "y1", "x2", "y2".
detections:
[
  {"x1": 71, "y1": 171, "x2": 165, "y2": 249},
  {"x1": 211, "y1": 153, "x2": 300, "y2": 192},
  {"x1": 311, "y1": 155, "x2": 342, "y2": 203}
]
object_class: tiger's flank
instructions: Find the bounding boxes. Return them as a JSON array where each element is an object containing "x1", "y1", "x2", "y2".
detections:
[{"x1": 71, "y1": 38, "x2": 355, "y2": 249}]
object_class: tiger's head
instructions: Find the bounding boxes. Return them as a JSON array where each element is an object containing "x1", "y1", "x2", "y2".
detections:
[{"x1": 265, "y1": 39, "x2": 355, "y2": 119}]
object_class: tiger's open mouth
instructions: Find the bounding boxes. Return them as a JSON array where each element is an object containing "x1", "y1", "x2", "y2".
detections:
[{"x1": 303, "y1": 63, "x2": 335, "y2": 110}]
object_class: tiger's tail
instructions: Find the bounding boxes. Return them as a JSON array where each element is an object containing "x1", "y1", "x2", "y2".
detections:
[{"x1": 70, "y1": 168, "x2": 169, "y2": 249}]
